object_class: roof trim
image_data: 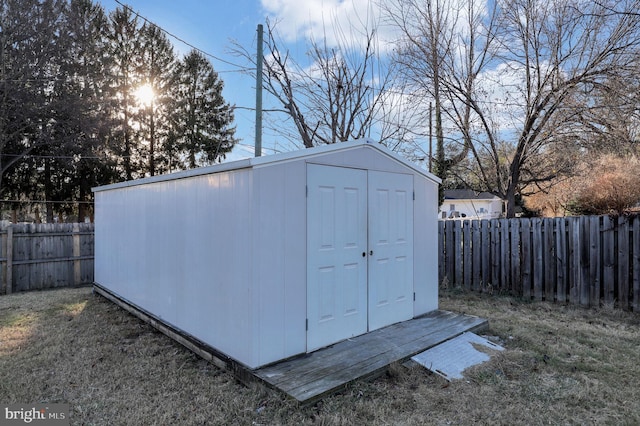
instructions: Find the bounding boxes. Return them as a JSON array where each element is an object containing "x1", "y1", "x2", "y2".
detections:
[{"x1": 93, "y1": 139, "x2": 440, "y2": 193}]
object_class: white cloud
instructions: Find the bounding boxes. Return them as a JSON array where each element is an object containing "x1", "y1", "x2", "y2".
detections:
[{"x1": 260, "y1": 0, "x2": 391, "y2": 51}]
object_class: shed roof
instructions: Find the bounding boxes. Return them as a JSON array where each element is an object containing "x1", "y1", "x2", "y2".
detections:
[{"x1": 93, "y1": 139, "x2": 441, "y2": 192}]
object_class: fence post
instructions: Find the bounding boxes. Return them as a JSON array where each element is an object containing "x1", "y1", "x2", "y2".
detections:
[
  {"x1": 73, "y1": 223, "x2": 81, "y2": 286},
  {"x1": 632, "y1": 216, "x2": 639, "y2": 312},
  {"x1": 618, "y1": 216, "x2": 630, "y2": 310},
  {"x1": 6, "y1": 225, "x2": 13, "y2": 294}
]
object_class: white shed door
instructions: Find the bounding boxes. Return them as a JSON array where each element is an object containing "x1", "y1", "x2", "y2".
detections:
[
  {"x1": 307, "y1": 165, "x2": 414, "y2": 351},
  {"x1": 307, "y1": 164, "x2": 368, "y2": 352},
  {"x1": 367, "y1": 170, "x2": 414, "y2": 331}
]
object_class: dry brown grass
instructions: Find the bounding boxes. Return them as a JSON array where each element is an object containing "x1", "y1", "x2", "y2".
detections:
[{"x1": 1, "y1": 287, "x2": 639, "y2": 425}]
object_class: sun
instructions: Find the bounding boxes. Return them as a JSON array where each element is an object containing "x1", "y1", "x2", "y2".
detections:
[{"x1": 134, "y1": 83, "x2": 155, "y2": 107}]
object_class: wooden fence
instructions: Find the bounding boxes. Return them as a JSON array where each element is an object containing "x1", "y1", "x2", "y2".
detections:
[
  {"x1": 438, "y1": 215, "x2": 640, "y2": 311},
  {"x1": 0, "y1": 223, "x2": 94, "y2": 294}
]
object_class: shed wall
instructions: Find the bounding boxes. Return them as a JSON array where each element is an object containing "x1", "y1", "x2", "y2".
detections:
[
  {"x1": 95, "y1": 169, "x2": 256, "y2": 367},
  {"x1": 94, "y1": 142, "x2": 440, "y2": 369},
  {"x1": 251, "y1": 161, "x2": 307, "y2": 367}
]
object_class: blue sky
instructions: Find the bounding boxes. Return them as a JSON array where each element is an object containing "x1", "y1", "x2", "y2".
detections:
[
  {"x1": 98, "y1": 0, "x2": 271, "y2": 160},
  {"x1": 97, "y1": 0, "x2": 382, "y2": 161}
]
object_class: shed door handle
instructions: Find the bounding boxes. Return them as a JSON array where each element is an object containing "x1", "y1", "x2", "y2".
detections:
[
  {"x1": 362, "y1": 252, "x2": 366, "y2": 257},
  {"x1": 369, "y1": 250, "x2": 373, "y2": 256}
]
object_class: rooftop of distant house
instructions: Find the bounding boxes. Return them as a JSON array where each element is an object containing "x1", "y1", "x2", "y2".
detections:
[{"x1": 444, "y1": 189, "x2": 501, "y2": 200}]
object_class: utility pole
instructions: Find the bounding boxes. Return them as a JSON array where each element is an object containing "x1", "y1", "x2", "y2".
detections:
[
  {"x1": 428, "y1": 102, "x2": 433, "y2": 173},
  {"x1": 255, "y1": 24, "x2": 263, "y2": 157}
]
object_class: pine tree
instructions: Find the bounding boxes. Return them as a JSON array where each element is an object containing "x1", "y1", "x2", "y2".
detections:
[
  {"x1": 107, "y1": 6, "x2": 143, "y2": 180},
  {"x1": 172, "y1": 49, "x2": 236, "y2": 169},
  {"x1": 136, "y1": 22, "x2": 178, "y2": 176}
]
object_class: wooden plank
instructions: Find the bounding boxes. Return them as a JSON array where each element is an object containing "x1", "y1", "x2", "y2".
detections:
[
  {"x1": 510, "y1": 219, "x2": 521, "y2": 297},
  {"x1": 471, "y1": 220, "x2": 482, "y2": 292},
  {"x1": 617, "y1": 216, "x2": 630, "y2": 310},
  {"x1": 73, "y1": 223, "x2": 81, "y2": 286},
  {"x1": 543, "y1": 218, "x2": 556, "y2": 302},
  {"x1": 490, "y1": 219, "x2": 499, "y2": 292},
  {"x1": 262, "y1": 312, "x2": 470, "y2": 385},
  {"x1": 255, "y1": 311, "x2": 488, "y2": 403},
  {"x1": 579, "y1": 217, "x2": 591, "y2": 307},
  {"x1": 568, "y1": 217, "x2": 580, "y2": 304},
  {"x1": 632, "y1": 216, "x2": 640, "y2": 312},
  {"x1": 589, "y1": 216, "x2": 601, "y2": 307},
  {"x1": 463, "y1": 221, "x2": 472, "y2": 290},
  {"x1": 555, "y1": 217, "x2": 567, "y2": 303},
  {"x1": 1, "y1": 229, "x2": 6, "y2": 295},
  {"x1": 500, "y1": 219, "x2": 510, "y2": 292},
  {"x1": 438, "y1": 221, "x2": 445, "y2": 285},
  {"x1": 6, "y1": 226, "x2": 12, "y2": 294},
  {"x1": 445, "y1": 221, "x2": 455, "y2": 287},
  {"x1": 602, "y1": 215, "x2": 615, "y2": 305},
  {"x1": 532, "y1": 218, "x2": 543, "y2": 301},
  {"x1": 453, "y1": 221, "x2": 463, "y2": 288},
  {"x1": 521, "y1": 219, "x2": 531, "y2": 300},
  {"x1": 480, "y1": 220, "x2": 490, "y2": 292}
]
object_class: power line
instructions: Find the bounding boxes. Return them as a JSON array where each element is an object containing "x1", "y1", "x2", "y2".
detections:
[{"x1": 111, "y1": 0, "x2": 250, "y2": 72}]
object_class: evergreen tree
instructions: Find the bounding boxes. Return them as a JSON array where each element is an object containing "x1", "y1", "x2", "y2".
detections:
[
  {"x1": 0, "y1": 0, "x2": 64, "y2": 207},
  {"x1": 107, "y1": 6, "x2": 143, "y2": 180},
  {"x1": 136, "y1": 22, "x2": 177, "y2": 176},
  {"x1": 172, "y1": 49, "x2": 236, "y2": 169}
]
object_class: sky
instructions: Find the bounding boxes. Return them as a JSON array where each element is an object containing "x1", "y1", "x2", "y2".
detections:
[{"x1": 97, "y1": 0, "x2": 381, "y2": 161}]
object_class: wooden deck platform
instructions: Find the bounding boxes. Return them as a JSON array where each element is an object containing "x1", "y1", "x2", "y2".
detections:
[{"x1": 254, "y1": 310, "x2": 488, "y2": 403}]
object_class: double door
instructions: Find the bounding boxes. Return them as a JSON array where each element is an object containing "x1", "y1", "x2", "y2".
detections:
[{"x1": 306, "y1": 164, "x2": 414, "y2": 351}]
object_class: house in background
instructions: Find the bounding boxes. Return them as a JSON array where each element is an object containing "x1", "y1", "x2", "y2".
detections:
[{"x1": 439, "y1": 189, "x2": 503, "y2": 220}]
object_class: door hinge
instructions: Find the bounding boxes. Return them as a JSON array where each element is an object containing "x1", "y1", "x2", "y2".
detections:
[
  {"x1": 306, "y1": 318, "x2": 308, "y2": 330},
  {"x1": 413, "y1": 191, "x2": 415, "y2": 201},
  {"x1": 306, "y1": 185, "x2": 308, "y2": 197},
  {"x1": 413, "y1": 292, "x2": 416, "y2": 301}
]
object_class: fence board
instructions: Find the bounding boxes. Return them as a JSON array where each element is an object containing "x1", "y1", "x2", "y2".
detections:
[
  {"x1": 521, "y1": 219, "x2": 531, "y2": 299},
  {"x1": 453, "y1": 221, "x2": 463, "y2": 287},
  {"x1": 618, "y1": 216, "x2": 630, "y2": 310},
  {"x1": 463, "y1": 221, "x2": 472, "y2": 290},
  {"x1": 510, "y1": 219, "x2": 521, "y2": 296},
  {"x1": 589, "y1": 217, "x2": 601, "y2": 306},
  {"x1": 490, "y1": 220, "x2": 499, "y2": 291},
  {"x1": 480, "y1": 220, "x2": 490, "y2": 291},
  {"x1": 439, "y1": 214, "x2": 639, "y2": 311},
  {"x1": 500, "y1": 219, "x2": 510, "y2": 292},
  {"x1": 438, "y1": 221, "x2": 445, "y2": 286},
  {"x1": 531, "y1": 219, "x2": 543, "y2": 301},
  {"x1": 543, "y1": 218, "x2": 555, "y2": 302},
  {"x1": 602, "y1": 216, "x2": 615, "y2": 305},
  {"x1": 579, "y1": 216, "x2": 590, "y2": 307},
  {"x1": 633, "y1": 216, "x2": 640, "y2": 311},
  {"x1": 0, "y1": 223, "x2": 94, "y2": 294},
  {"x1": 555, "y1": 218, "x2": 567, "y2": 303},
  {"x1": 445, "y1": 221, "x2": 455, "y2": 286},
  {"x1": 471, "y1": 220, "x2": 481, "y2": 292}
]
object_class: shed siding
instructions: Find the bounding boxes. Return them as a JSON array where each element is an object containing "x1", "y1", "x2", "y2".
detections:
[
  {"x1": 95, "y1": 170, "x2": 256, "y2": 367},
  {"x1": 94, "y1": 141, "x2": 441, "y2": 370},
  {"x1": 414, "y1": 175, "x2": 439, "y2": 315},
  {"x1": 252, "y1": 161, "x2": 307, "y2": 366}
]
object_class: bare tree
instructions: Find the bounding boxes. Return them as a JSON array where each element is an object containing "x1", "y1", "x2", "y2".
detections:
[
  {"x1": 387, "y1": 0, "x2": 640, "y2": 217},
  {"x1": 385, "y1": 0, "x2": 497, "y2": 203},
  {"x1": 234, "y1": 18, "x2": 401, "y2": 148}
]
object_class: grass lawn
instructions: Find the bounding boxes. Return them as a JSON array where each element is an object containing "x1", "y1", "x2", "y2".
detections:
[{"x1": 1, "y1": 286, "x2": 639, "y2": 425}]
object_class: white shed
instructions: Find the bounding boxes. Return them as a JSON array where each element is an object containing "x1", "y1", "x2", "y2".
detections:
[{"x1": 93, "y1": 139, "x2": 441, "y2": 370}]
